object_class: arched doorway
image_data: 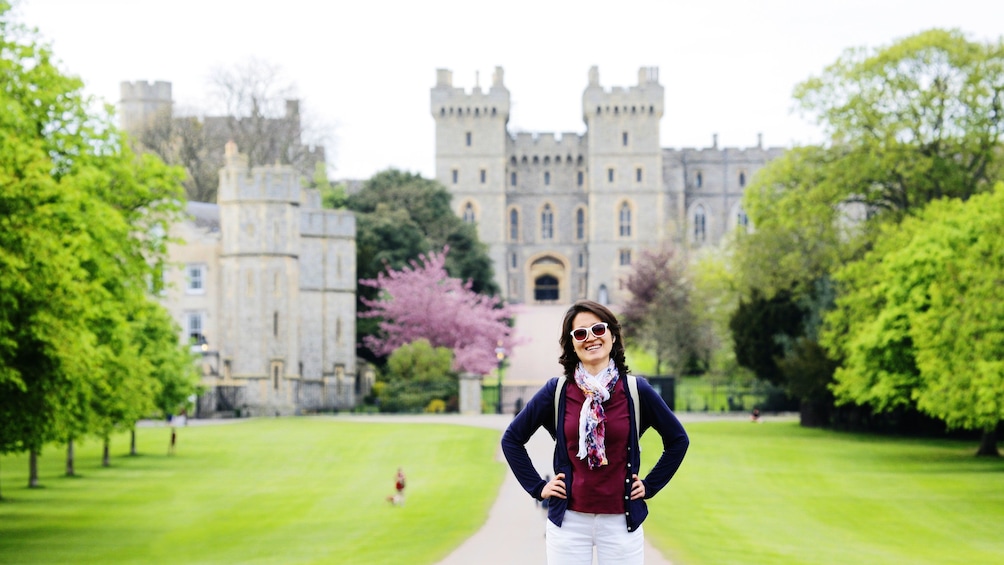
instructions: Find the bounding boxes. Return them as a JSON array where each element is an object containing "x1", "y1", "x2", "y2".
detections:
[
  {"x1": 527, "y1": 254, "x2": 568, "y2": 304},
  {"x1": 534, "y1": 274, "x2": 559, "y2": 301}
]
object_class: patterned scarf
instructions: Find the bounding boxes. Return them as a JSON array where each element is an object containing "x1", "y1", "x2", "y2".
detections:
[{"x1": 573, "y1": 359, "x2": 620, "y2": 470}]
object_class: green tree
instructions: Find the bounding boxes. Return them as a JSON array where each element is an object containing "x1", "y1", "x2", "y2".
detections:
[
  {"x1": 346, "y1": 169, "x2": 498, "y2": 364},
  {"x1": 0, "y1": 4, "x2": 192, "y2": 490},
  {"x1": 729, "y1": 29, "x2": 1004, "y2": 426},
  {"x1": 377, "y1": 339, "x2": 456, "y2": 413},
  {"x1": 823, "y1": 184, "x2": 1004, "y2": 455}
]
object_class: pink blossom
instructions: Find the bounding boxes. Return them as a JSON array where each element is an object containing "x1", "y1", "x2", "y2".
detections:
[{"x1": 361, "y1": 248, "x2": 520, "y2": 375}]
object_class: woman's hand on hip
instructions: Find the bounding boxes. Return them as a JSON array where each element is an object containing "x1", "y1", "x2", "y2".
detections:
[
  {"x1": 541, "y1": 473, "x2": 566, "y2": 499},
  {"x1": 630, "y1": 474, "x2": 646, "y2": 500}
]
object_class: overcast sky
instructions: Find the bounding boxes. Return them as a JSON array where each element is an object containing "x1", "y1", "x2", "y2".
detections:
[{"x1": 15, "y1": 0, "x2": 1004, "y2": 180}]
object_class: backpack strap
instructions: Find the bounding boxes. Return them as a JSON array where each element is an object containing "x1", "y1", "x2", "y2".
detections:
[{"x1": 555, "y1": 376, "x2": 641, "y2": 441}]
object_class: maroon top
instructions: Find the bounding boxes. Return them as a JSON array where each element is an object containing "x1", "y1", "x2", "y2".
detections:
[{"x1": 563, "y1": 380, "x2": 630, "y2": 514}]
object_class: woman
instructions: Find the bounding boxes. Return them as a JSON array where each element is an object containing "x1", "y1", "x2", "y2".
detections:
[{"x1": 501, "y1": 300, "x2": 689, "y2": 564}]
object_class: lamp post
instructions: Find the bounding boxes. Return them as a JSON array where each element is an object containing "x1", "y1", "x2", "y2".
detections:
[{"x1": 495, "y1": 341, "x2": 506, "y2": 415}]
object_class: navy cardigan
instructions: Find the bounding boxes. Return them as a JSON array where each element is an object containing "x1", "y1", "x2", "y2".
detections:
[{"x1": 500, "y1": 376, "x2": 689, "y2": 532}]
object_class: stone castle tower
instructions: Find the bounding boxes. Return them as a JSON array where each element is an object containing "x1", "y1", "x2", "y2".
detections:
[{"x1": 431, "y1": 66, "x2": 785, "y2": 306}]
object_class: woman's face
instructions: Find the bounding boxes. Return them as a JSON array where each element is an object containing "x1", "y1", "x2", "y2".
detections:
[{"x1": 570, "y1": 311, "x2": 614, "y2": 372}]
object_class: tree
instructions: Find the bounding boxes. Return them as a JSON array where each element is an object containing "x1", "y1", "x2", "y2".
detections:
[
  {"x1": 0, "y1": 4, "x2": 191, "y2": 490},
  {"x1": 728, "y1": 29, "x2": 1004, "y2": 426},
  {"x1": 128, "y1": 57, "x2": 328, "y2": 203},
  {"x1": 377, "y1": 339, "x2": 456, "y2": 413},
  {"x1": 621, "y1": 245, "x2": 711, "y2": 376},
  {"x1": 361, "y1": 249, "x2": 517, "y2": 376},
  {"x1": 823, "y1": 184, "x2": 1004, "y2": 455},
  {"x1": 347, "y1": 169, "x2": 498, "y2": 363},
  {"x1": 208, "y1": 57, "x2": 326, "y2": 181}
]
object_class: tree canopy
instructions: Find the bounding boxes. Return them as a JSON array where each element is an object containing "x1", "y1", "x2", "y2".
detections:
[
  {"x1": 346, "y1": 169, "x2": 498, "y2": 364},
  {"x1": 823, "y1": 184, "x2": 1004, "y2": 453},
  {"x1": 360, "y1": 249, "x2": 517, "y2": 376},
  {"x1": 0, "y1": 4, "x2": 200, "y2": 487},
  {"x1": 727, "y1": 29, "x2": 1004, "y2": 433}
]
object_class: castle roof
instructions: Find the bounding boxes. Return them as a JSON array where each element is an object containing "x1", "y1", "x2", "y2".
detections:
[{"x1": 186, "y1": 201, "x2": 220, "y2": 231}]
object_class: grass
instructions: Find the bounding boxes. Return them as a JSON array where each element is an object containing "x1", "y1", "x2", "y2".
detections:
[
  {"x1": 643, "y1": 421, "x2": 1004, "y2": 565},
  {"x1": 0, "y1": 418, "x2": 505, "y2": 565},
  {"x1": 4, "y1": 418, "x2": 1003, "y2": 565}
]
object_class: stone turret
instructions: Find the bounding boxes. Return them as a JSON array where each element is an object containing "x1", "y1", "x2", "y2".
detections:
[{"x1": 119, "y1": 80, "x2": 173, "y2": 133}]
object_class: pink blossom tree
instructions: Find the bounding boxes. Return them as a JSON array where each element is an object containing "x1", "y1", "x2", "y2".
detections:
[{"x1": 361, "y1": 248, "x2": 519, "y2": 375}]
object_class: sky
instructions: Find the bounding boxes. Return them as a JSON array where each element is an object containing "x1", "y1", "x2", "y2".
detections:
[{"x1": 14, "y1": 0, "x2": 1004, "y2": 180}]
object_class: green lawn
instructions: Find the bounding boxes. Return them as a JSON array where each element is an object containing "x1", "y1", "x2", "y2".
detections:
[
  {"x1": 0, "y1": 418, "x2": 505, "y2": 565},
  {"x1": 3, "y1": 418, "x2": 1003, "y2": 565},
  {"x1": 644, "y1": 421, "x2": 1004, "y2": 565}
]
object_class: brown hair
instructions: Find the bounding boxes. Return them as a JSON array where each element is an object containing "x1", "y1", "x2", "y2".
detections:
[{"x1": 558, "y1": 300, "x2": 630, "y2": 379}]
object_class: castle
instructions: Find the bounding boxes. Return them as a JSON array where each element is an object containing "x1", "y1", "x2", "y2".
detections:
[
  {"x1": 159, "y1": 142, "x2": 359, "y2": 416},
  {"x1": 431, "y1": 66, "x2": 785, "y2": 305}
]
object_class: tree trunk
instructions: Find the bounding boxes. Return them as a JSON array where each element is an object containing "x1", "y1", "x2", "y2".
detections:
[
  {"x1": 130, "y1": 428, "x2": 137, "y2": 456},
  {"x1": 66, "y1": 438, "x2": 75, "y2": 476},
  {"x1": 28, "y1": 449, "x2": 39, "y2": 488},
  {"x1": 975, "y1": 426, "x2": 1000, "y2": 457},
  {"x1": 102, "y1": 438, "x2": 110, "y2": 467}
]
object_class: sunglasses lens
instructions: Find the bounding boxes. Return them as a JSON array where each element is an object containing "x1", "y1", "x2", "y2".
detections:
[
  {"x1": 591, "y1": 323, "x2": 607, "y2": 337},
  {"x1": 572, "y1": 329, "x2": 588, "y2": 341}
]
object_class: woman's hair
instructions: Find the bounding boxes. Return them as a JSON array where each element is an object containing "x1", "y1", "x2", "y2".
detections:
[{"x1": 558, "y1": 300, "x2": 630, "y2": 379}]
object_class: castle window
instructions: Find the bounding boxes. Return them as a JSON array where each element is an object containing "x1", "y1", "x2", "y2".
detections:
[
  {"x1": 510, "y1": 156, "x2": 517, "y2": 166},
  {"x1": 510, "y1": 253, "x2": 517, "y2": 270},
  {"x1": 737, "y1": 209, "x2": 749, "y2": 231},
  {"x1": 463, "y1": 202, "x2": 476, "y2": 224},
  {"x1": 619, "y1": 249, "x2": 632, "y2": 266},
  {"x1": 576, "y1": 208, "x2": 585, "y2": 240},
  {"x1": 273, "y1": 311, "x2": 279, "y2": 337},
  {"x1": 492, "y1": 107, "x2": 497, "y2": 116},
  {"x1": 649, "y1": 105, "x2": 654, "y2": 114},
  {"x1": 739, "y1": 171, "x2": 747, "y2": 187},
  {"x1": 577, "y1": 171, "x2": 584, "y2": 186},
  {"x1": 619, "y1": 202, "x2": 632, "y2": 237},
  {"x1": 636, "y1": 167, "x2": 642, "y2": 182},
  {"x1": 596, "y1": 106, "x2": 601, "y2": 114},
  {"x1": 440, "y1": 108, "x2": 445, "y2": 116},
  {"x1": 631, "y1": 106, "x2": 636, "y2": 114},
  {"x1": 696, "y1": 171, "x2": 703, "y2": 188},
  {"x1": 578, "y1": 253, "x2": 585, "y2": 268},
  {"x1": 466, "y1": 132, "x2": 472, "y2": 146},
  {"x1": 577, "y1": 155, "x2": 583, "y2": 166},
  {"x1": 186, "y1": 263, "x2": 206, "y2": 294},
  {"x1": 511, "y1": 172, "x2": 517, "y2": 186},
  {"x1": 186, "y1": 311, "x2": 204, "y2": 343},
  {"x1": 273, "y1": 363, "x2": 280, "y2": 390},
  {"x1": 608, "y1": 168, "x2": 614, "y2": 183},
  {"x1": 533, "y1": 156, "x2": 539, "y2": 165},
  {"x1": 509, "y1": 209, "x2": 519, "y2": 241},
  {"x1": 623, "y1": 132, "x2": 628, "y2": 146},
  {"x1": 544, "y1": 171, "x2": 551, "y2": 185},
  {"x1": 614, "y1": 106, "x2": 619, "y2": 115},
  {"x1": 544, "y1": 156, "x2": 550, "y2": 165},
  {"x1": 694, "y1": 205, "x2": 707, "y2": 242},
  {"x1": 541, "y1": 204, "x2": 554, "y2": 240},
  {"x1": 521, "y1": 156, "x2": 528, "y2": 165},
  {"x1": 555, "y1": 155, "x2": 561, "y2": 164},
  {"x1": 480, "y1": 169, "x2": 486, "y2": 184},
  {"x1": 452, "y1": 169, "x2": 458, "y2": 184}
]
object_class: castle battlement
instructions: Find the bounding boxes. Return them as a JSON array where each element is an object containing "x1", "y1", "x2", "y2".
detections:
[
  {"x1": 301, "y1": 209, "x2": 355, "y2": 238},
  {"x1": 120, "y1": 80, "x2": 172, "y2": 102},
  {"x1": 217, "y1": 143, "x2": 300, "y2": 203},
  {"x1": 431, "y1": 67, "x2": 510, "y2": 118},
  {"x1": 510, "y1": 131, "x2": 586, "y2": 150},
  {"x1": 582, "y1": 66, "x2": 663, "y2": 119}
]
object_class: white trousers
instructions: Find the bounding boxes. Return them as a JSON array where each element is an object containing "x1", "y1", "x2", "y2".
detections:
[{"x1": 545, "y1": 509, "x2": 644, "y2": 565}]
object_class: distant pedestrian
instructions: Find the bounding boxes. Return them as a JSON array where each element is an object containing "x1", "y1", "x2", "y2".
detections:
[
  {"x1": 751, "y1": 408, "x2": 761, "y2": 423},
  {"x1": 168, "y1": 425, "x2": 177, "y2": 455},
  {"x1": 387, "y1": 467, "x2": 406, "y2": 506},
  {"x1": 501, "y1": 300, "x2": 690, "y2": 565}
]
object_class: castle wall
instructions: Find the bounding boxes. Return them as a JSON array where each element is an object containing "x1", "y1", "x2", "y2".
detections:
[{"x1": 431, "y1": 66, "x2": 785, "y2": 306}]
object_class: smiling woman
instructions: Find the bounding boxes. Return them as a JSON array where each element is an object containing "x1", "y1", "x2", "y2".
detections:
[{"x1": 501, "y1": 300, "x2": 690, "y2": 565}]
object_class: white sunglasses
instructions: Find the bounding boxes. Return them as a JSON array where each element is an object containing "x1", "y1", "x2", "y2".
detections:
[{"x1": 569, "y1": 322, "x2": 609, "y2": 342}]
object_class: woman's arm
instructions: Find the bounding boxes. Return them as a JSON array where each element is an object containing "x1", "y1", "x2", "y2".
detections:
[
  {"x1": 500, "y1": 378, "x2": 559, "y2": 499},
  {"x1": 637, "y1": 378, "x2": 689, "y2": 498}
]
